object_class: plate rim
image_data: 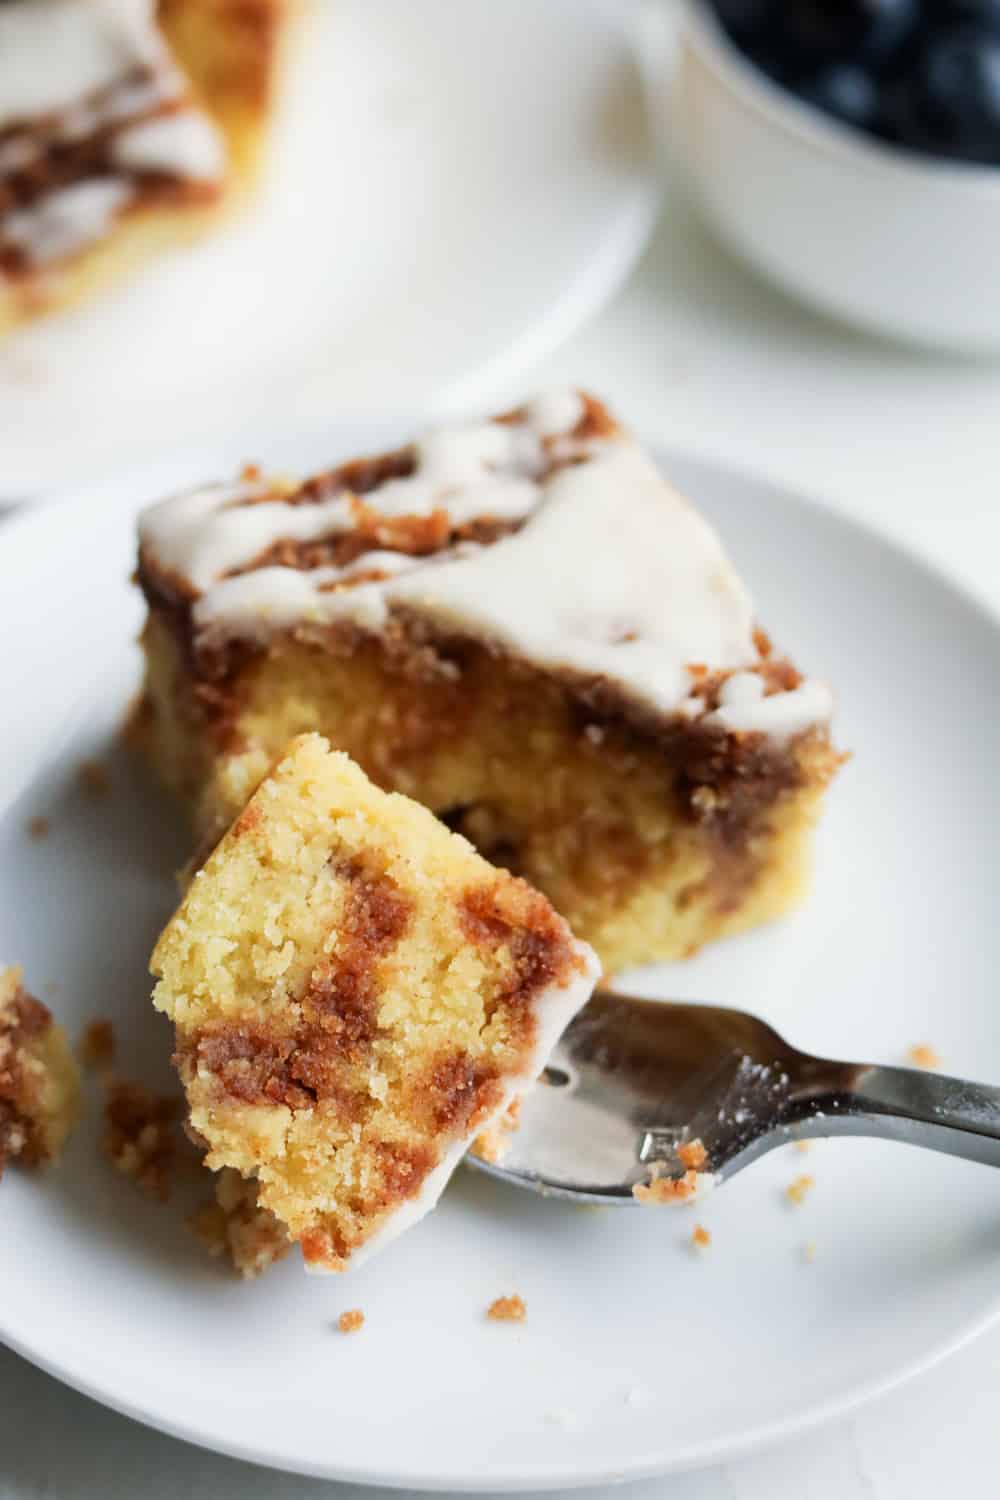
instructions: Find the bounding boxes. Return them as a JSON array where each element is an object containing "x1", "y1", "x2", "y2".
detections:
[{"x1": 3, "y1": 440, "x2": 1000, "y2": 1486}]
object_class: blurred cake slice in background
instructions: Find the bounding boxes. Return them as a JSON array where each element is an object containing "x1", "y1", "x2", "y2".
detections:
[
  {"x1": 0, "y1": 0, "x2": 294, "y2": 331},
  {"x1": 151, "y1": 734, "x2": 598, "y2": 1271}
]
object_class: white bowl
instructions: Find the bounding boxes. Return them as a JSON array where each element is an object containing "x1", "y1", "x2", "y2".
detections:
[{"x1": 671, "y1": 0, "x2": 1000, "y2": 352}]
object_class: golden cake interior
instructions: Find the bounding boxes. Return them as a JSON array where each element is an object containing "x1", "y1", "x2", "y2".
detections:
[{"x1": 151, "y1": 734, "x2": 593, "y2": 1269}]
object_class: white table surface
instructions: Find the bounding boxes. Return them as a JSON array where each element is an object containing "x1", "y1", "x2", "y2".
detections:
[{"x1": 5, "y1": 156, "x2": 1000, "y2": 1499}]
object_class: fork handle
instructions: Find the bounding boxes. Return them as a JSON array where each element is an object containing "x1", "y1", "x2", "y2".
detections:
[{"x1": 792, "y1": 1060, "x2": 1000, "y2": 1168}]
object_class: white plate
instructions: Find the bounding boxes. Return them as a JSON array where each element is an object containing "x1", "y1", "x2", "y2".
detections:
[
  {"x1": 0, "y1": 0, "x2": 657, "y2": 498},
  {"x1": 2, "y1": 436, "x2": 1000, "y2": 1490}
]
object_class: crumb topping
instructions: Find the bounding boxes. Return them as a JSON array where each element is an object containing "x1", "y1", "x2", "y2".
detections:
[
  {"x1": 487, "y1": 1294, "x2": 526, "y2": 1323},
  {"x1": 0, "y1": 971, "x2": 78, "y2": 1173},
  {"x1": 102, "y1": 1079, "x2": 181, "y2": 1199}
]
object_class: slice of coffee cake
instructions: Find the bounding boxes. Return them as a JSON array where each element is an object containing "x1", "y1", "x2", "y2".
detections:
[
  {"x1": 135, "y1": 390, "x2": 841, "y2": 973},
  {"x1": 150, "y1": 735, "x2": 598, "y2": 1271}
]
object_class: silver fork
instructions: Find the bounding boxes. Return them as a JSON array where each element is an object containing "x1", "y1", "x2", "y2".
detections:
[{"x1": 467, "y1": 991, "x2": 1000, "y2": 1202}]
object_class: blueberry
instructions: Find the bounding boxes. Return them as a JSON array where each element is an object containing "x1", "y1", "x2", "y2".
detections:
[
  {"x1": 783, "y1": 0, "x2": 919, "y2": 66},
  {"x1": 712, "y1": 0, "x2": 780, "y2": 41},
  {"x1": 797, "y1": 62, "x2": 882, "y2": 129},
  {"x1": 884, "y1": 24, "x2": 1000, "y2": 161},
  {"x1": 926, "y1": 1, "x2": 1000, "y2": 29}
]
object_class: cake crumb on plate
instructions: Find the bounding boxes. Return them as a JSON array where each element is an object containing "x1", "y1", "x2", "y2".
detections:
[
  {"x1": 786, "y1": 1173, "x2": 815, "y2": 1206},
  {"x1": 338, "y1": 1309, "x2": 365, "y2": 1334},
  {"x1": 102, "y1": 1079, "x2": 181, "y2": 1200},
  {"x1": 802, "y1": 1240, "x2": 818, "y2": 1263},
  {"x1": 78, "y1": 1019, "x2": 116, "y2": 1071},
  {"x1": 78, "y1": 760, "x2": 111, "y2": 798},
  {"x1": 690, "y1": 1223, "x2": 711, "y2": 1250},
  {"x1": 189, "y1": 1168, "x2": 290, "y2": 1278},
  {"x1": 907, "y1": 1043, "x2": 942, "y2": 1070},
  {"x1": 26, "y1": 816, "x2": 49, "y2": 840},
  {"x1": 487, "y1": 1294, "x2": 526, "y2": 1323}
]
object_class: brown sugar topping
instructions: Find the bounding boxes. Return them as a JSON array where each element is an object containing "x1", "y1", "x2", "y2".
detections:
[
  {"x1": 415, "y1": 1050, "x2": 503, "y2": 1135},
  {"x1": 487, "y1": 1294, "x2": 527, "y2": 1323},
  {"x1": 190, "y1": 859, "x2": 412, "y2": 1112},
  {"x1": 458, "y1": 883, "x2": 581, "y2": 1014},
  {"x1": 338, "y1": 1308, "x2": 365, "y2": 1334}
]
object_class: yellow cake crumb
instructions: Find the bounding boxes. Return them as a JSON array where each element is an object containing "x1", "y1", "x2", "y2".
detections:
[
  {"x1": 471, "y1": 1096, "x2": 523, "y2": 1164},
  {"x1": 907, "y1": 1043, "x2": 942, "y2": 1070},
  {"x1": 189, "y1": 1168, "x2": 291, "y2": 1279},
  {"x1": 338, "y1": 1309, "x2": 365, "y2": 1334},
  {"x1": 487, "y1": 1295, "x2": 526, "y2": 1323},
  {"x1": 690, "y1": 1223, "x2": 711, "y2": 1250},
  {"x1": 786, "y1": 1173, "x2": 816, "y2": 1206}
]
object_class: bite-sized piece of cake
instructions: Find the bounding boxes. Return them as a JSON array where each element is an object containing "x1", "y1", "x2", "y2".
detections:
[
  {"x1": 0, "y1": 0, "x2": 291, "y2": 331},
  {"x1": 150, "y1": 734, "x2": 598, "y2": 1271},
  {"x1": 0, "y1": 966, "x2": 80, "y2": 1175},
  {"x1": 135, "y1": 390, "x2": 842, "y2": 974}
]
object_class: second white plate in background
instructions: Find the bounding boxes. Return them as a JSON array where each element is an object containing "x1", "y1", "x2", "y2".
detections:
[{"x1": 0, "y1": 0, "x2": 658, "y2": 497}]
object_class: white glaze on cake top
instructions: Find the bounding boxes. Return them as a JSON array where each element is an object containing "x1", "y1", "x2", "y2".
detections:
[
  {"x1": 138, "y1": 392, "x2": 833, "y2": 739},
  {"x1": 0, "y1": 0, "x2": 226, "y2": 270}
]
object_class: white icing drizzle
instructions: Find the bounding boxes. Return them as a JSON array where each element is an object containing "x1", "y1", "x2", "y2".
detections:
[
  {"x1": 0, "y1": 0, "x2": 162, "y2": 128},
  {"x1": 707, "y1": 670, "x2": 834, "y2": 736},
  {"x1": 140, "y1": 395, "x2": 596, "y2": 587},
  {"x1": 2, "y1": 179, "x2": 130, "y2": 265},
  {"x1": 139, "y1": 392, "x2": 834, "y2": 741},
  {"x1": 112, "y1": 110, "x2": 227, "y2": 181}
]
